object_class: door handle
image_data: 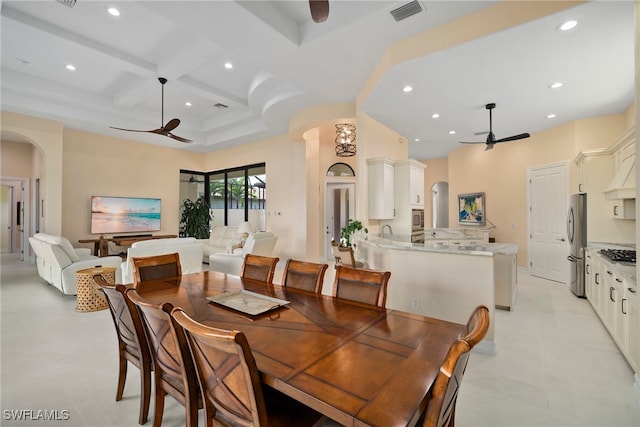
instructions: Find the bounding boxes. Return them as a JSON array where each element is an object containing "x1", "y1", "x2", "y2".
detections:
[{"x1": 557, "y1": 238, "x2": 566, "y2": 242}]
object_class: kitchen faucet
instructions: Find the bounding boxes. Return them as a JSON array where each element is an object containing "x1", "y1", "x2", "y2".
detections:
[{"x1": 382, "y1": 224, "x2": 393, "y2": 236}]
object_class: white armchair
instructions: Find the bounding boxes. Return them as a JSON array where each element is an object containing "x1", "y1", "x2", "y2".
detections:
[
  {"x1": 208, "y1": 232, "x2": 278, "y2": 275},
  {"x1": 29, "y1": 233, "x2": 122, "y2": 295}
]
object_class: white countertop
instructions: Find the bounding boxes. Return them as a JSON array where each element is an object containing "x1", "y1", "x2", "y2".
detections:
[{"x1": 362, "y1": 237, "x2": 518, "y2": 257}]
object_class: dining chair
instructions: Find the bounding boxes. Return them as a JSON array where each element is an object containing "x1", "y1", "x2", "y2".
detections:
[
  {"x1": 130, "y1": 252, "x2": 181, "y2": 287},
  {"x1": 93, "y1": 275, "x2": 152, "y2": 425},
  {"x1": 421, "y1": 305, "x2": 490, "y2": 427},
  {"x1": 331, "y1": 241, "x2": 365, "y2": 268},
  {"x1": 332, "y1": 265, "x2": 391, "y2": 307},
  {"x1": 281, "y1": 259, "x2": 329, "y2": 293},
  {"x1": 241, "y1": 254, "x2": 280, "y2": 284},
  {"x1": 126, "y1": 290, "x2": 202, "y2": 427},
  {"x1": 171, "y1": 307, "x2": 323, "y2": 427}
]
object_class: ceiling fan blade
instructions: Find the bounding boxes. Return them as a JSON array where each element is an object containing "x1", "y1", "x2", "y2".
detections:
[
  {"x1": 161, "y1": 118, "x2": 181, "y2": 133},
  {"x1": 459, "y1": 140, "x2": 484, "y2": 144},
  {"x1": 310, "y1": 0, "x2": 329, "y2": 23},
  {"x1": 494, "y1": 133, "x2": 530, "y2": 143},
  {"x1": 110, "y1": 126, "x2": 157, "y2": 133},
  {"x1": 167, "y1": 133, "x2": 193, "y2": 143}
]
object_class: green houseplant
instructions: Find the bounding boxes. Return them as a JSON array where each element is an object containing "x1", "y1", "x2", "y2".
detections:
[
  {"x1": 180, "y1": 197, "x2": 210, "y2": 239},
  {"x1": 340, "y1": 219, "x2": 368, "y2": 248}
]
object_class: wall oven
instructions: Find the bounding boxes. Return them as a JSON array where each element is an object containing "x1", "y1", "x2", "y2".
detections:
[{"x1": 412, "y1": 209, "x2": 424, "y2": 232}]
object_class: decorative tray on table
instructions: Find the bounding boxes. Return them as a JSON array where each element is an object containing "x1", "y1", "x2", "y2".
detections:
[{"x1": 207, "y1": 289, "x2": 290, "y2": 316}]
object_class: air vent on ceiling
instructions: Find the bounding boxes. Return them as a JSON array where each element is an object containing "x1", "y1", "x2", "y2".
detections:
[
  {"x1": 390, "y1": 0, "x2": 423, "y2": 22},
  {"x1": 213, "y1": 103, "x2": 228, "y2": 109},
  {"x1": 56, "y1": 0, "x2": 77, "y2": 7}
]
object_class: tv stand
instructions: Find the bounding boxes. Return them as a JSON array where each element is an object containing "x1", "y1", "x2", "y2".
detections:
[
  {"x1": 113, "y1": 233, "x2": 152, "y2": 239},
  {"x1": 79, "y1": 234, "x2": 177, "y2": 257}
]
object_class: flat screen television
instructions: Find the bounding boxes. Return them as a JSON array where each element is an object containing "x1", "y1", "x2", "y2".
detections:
[{"x1": 91, "y1": 196, "x2": 161, "y2": 234}]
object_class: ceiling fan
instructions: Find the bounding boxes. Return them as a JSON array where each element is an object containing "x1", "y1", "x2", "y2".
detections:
[
  {"x1": 459, "y1": 103, "x2": 530, "y2": 150},
  {"x1": 110, "y1": 77, "x2": 192, "y2": 143},
  {"x1": 309, "y1": 0, "x2": 329, "y2": 23},
  {"x1": 180, "y1": 175, "x2": 204, "y2": 184}
]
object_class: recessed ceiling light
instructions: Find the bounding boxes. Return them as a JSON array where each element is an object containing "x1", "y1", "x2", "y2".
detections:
[
  {"x1": 448, "y1": 130, "x2": 456, "y2": 135},
  {"x1": 414, "y1": 138, "x2": 420, "y2": 142},
  {"x1": 107, "y1": 7, "x2": 120, "y2": 16},
  {"x1": 558, "y1": 20, "x2": 577, "y2": 31},
  {"x1": 65, "y1": 64, "x2": 76, "y2": 71},
  {"x1": 431, "y1": 113, "x2": 440, "y2": 119},
  {"x1": 185, "y1": 102, "x2": 192, "y2": 107},
  {"x1": 403, "y1": 86, "x2": 413, "y2": 93},
  {"x1": 547, "y1": 114, "x2": 557, "y2": 119},
  {"x1": 549, "y1": 82, "x2": 563, "y2": 89},
  {"x1": 224, "y1": 62, "x2": 233, "y2": 69}
]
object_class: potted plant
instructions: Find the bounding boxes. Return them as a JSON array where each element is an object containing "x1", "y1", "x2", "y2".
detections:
[
  {"x1": 340, "y1": 219, "x2": 368, "y2": 248},
  {"x1": 180, "y1": 197, "x2": 210, "y2": 239}
]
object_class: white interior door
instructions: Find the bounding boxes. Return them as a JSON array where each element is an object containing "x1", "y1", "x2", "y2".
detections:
[
  {"x1": 325, "y1": 182, "x2": 355, "y2": 260},
  {"x1": 528, "y1": 162, "x2": 569, "y2": 283},
  {"x1": 1, "y1": 186, "x2": 13, "y2": 253}
]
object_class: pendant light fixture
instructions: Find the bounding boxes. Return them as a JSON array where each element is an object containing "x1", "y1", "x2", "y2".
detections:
[{"x1": 335, "y1": 123, "x2": 356, "y2": 157}]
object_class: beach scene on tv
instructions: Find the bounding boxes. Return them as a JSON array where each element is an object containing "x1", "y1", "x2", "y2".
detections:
[{"x1": 91, "y1": 196, "x2": 161, "y2": 234}]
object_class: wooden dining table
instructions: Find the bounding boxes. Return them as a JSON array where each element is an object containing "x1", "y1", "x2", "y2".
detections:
[{"x1": 135, "y1": 270, "x2": 465, "y2": 427}]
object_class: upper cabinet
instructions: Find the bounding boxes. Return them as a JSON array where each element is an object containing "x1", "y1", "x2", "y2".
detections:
[
  {"x1": 603, "y1": 128, "x2": 635, "y2": 201},
  {"x1": 394, "y1": 159, "x2": 426, "y2": 208},
  {"x1": 367, "y1": 158, "x2": 395, "y2": 219}
]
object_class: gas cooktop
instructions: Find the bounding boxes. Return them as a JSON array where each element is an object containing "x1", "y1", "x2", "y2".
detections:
[{"x1": 599, "y1": 249, "x2": 636, "y2": 264}]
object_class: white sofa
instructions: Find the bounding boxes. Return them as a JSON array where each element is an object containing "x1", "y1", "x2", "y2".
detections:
[
  {"x1": 208, "y1": 232, "x2": 278, "y2": 275},
  {"x1": 119, "y1": 237, "x2": 204, "y2": 284},
  {"x1": 28, "y1": 233, "x2": 122, "y2": 295},
  {"x1": 197, "y1": 225, "x2": 242, "y2": 263}
]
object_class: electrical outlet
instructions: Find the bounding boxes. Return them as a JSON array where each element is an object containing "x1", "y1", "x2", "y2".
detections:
[{"x1": 411, "y1": 297, "x2": 419, "y2": 309}]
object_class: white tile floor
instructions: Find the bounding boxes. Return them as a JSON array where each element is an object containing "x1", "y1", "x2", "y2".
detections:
[{"x1": 2, "y1": 254, "x2": 639, "y2": 427}]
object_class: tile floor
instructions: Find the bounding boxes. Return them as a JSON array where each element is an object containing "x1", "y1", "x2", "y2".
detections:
[{"x1": 1, "y1": 254, "x2": 639, "y2": 427}]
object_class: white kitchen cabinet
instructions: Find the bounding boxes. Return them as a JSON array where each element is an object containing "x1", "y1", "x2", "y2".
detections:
[
  {"x1": 367, "y1": 157, "x2": 395, "y2": 219},
  {"x1": 586, "y1": 250, "x2": 638, "y2": 373},
  {"x1": 574, "y1": 151, "x2": 616, "y2": 242},
  {"x1": 394, "y1": 159, "x2": 426, "y2": 207},
  {"x1": 614, "y1": 275, "x2": 629, "y2": 353},
  {"x1": 627, "y1": 284, "x2": 639, "y2": 372},
  {"x1": 585, "y1": 251, "x2": 594, "y2": 301},
  {"x1": 610, "y1": 199, "x2": 636, "y2": 219}
]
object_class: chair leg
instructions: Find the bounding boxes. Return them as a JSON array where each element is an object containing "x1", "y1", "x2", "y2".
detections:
[
  {"x1": 185, "y1": 391, "x2": 199, "y2": 427},
  {"x1": 138, "y1": 365, "x2": 151, "y2": 425},
  {"x1": 152, "y1": 386, "x2": 165, "y2": 427},
  {"x1": 115, "y1": 350, "x2": 127, "y2": 401}
]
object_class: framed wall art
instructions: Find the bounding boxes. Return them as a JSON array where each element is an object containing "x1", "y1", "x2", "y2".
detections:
[{"x1": 458, "y1": 192, "x2": 485, "y2": 226}]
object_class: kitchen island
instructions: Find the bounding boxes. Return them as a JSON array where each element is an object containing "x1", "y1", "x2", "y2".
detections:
[{"x1": 358, "y1": 237, "x2": 518, "y2": 354}]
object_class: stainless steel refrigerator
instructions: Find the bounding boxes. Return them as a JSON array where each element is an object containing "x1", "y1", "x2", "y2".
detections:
[{"x1": 567, "y1": 193, "x2": 587, "y2": 297}]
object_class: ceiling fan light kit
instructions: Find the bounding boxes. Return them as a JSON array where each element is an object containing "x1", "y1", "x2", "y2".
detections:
[
  {"x1": 459, "y1": 103, "x2": 530, "y2": 150},
  {"x1": 110, "y1": 77, "x2": 192, "y2": 143}
]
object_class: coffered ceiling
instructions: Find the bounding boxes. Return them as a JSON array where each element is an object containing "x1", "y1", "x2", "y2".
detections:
[{"x1": 1, "y1": 1, "x2": 634, "y2": 159}]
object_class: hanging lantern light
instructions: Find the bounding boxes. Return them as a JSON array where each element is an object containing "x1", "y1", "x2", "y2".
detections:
[{"x1": 335, "y1": 123, "x2": 356, "y2": 157}]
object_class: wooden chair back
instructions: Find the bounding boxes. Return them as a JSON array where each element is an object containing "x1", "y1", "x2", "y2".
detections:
[
  {"x1": 422, "y1": 305, "x2": 490, "y2": 427},
  {"x1": 281, "y1": 259, "x2": 329, "y2": 293},
  {"x1": 94, "y1": 275, "x2": 152, "y2": 425},
  {"x1": 126, "y1": 290, "x2": 201, "y2": 427},
  {"x1": 130, "y1": 253, "x2": 181, "y2": 287},
  {"x1": 332, "y1": 266, "x2": 391, "y2": 308},
  {"x1": 172, "y1": 308, "x2": 322, "y2": 427},
  {"x1": 172, "y1": 307, "x2": 268, "y2": 426},
  {"x1": 241, "y1": 254, "x2": 280, "y2": 284}
]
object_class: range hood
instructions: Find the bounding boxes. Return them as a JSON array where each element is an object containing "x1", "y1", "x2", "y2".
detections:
[{"x1": 603, "y1": 157, "x2": 636, "y2": 200}]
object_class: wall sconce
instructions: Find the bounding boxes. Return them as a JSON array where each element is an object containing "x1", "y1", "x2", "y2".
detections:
[{"x1": 335, "y1": 123, "x2": 356, "y2": 157}]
